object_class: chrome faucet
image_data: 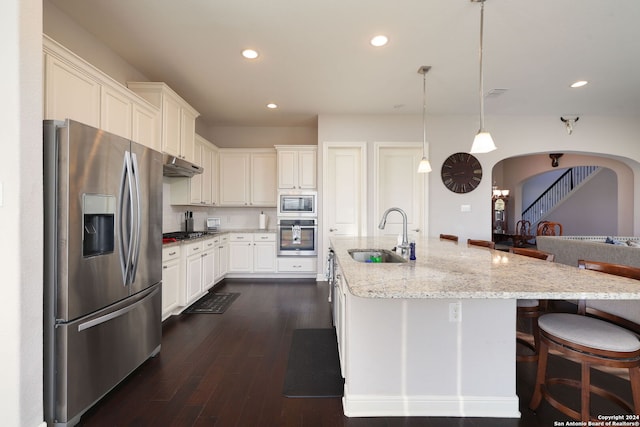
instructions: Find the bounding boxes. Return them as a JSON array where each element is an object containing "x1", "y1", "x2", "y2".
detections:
[{"x1": 378, "y1": 207, "x2": 409, "y2": 254}]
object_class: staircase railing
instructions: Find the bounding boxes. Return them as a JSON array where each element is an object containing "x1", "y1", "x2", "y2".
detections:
[{"x1": 521, "y1": 165, "x2": 600, "y2": 225}]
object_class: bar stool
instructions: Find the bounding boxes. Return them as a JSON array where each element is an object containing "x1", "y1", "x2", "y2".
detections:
[
  {"x1": 467, "y1": 239, "x2": 495, "y2": 249},
  {"x1": 509, "y1": 247, "x2": 555, "y2": 362},
  {"x1": 536, "y1": 221, "x2": 563, "y2": 236},
  {"x1": 529, "y1": 260, "x2": 640, "y2": 421},
  {"x1": 513, "y1": 220, "x2": 533, "y2": 247},
  {"x1": 439, "y1": 234, "x2": 458, "y2": 242}
]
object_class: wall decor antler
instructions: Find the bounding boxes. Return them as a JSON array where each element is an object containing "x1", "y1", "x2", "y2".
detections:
[{"x1": 560, "y1": 116, "x2": 579, "y2": 135}]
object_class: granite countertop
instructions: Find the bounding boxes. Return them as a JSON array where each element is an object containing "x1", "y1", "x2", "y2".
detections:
[
  {"x1": 330, "y1": 236, "x2": 640, "y2": 300},
  {"x1": 162, "y1": 228, "x2": 277, "y2": 246}
]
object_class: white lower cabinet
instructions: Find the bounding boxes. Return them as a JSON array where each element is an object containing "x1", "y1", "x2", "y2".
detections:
[
  {"x1": 276, "y1": 257, "x2": 317, "y2": 273},
  {"x1": 253, "y1": 233, "x2": 277, "y2": 272},
  {"x1": 162, "y1": 232, "x2": 280, "y2": 319},
  {"x1": 214, "y1": 235, "x2": 229, "y2": 281},
  {"x1": 182, "y1": 236, "x2": 218, "y2": 306},
  {"x1": 228, "y1": 232, "x2": 276, "y2": 274},
  {"x1": 184, "y1": 241, "x2": 204, "y2": 306},
  {"x1": 335, "y1": 266, "x2": 347, "y2": 375},
  {"x1": 202, "y1": 238, "x2": 216, "y2": 292},
  {"x1": 228, "y1": 233, "x2": 254, "y2": 272},
  {"x1": 161, "y1": 246, "x2": 181, "y2": 320}
]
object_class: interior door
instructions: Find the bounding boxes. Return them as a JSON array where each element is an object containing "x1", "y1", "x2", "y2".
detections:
[
  {"x1": 325, "y1": 145, "x2": 366, "y2": 237},
  {"x1": 374, "y1": 144, "x2": 425, "y2": 238}
]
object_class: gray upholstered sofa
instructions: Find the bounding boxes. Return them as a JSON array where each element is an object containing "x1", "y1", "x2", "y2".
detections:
[
  {"x1": 537, "y1": 236, "x2": 640, "y2": 268},
  {"x1": 537, "y1": 236, "x2": 640, "y2": 317}
]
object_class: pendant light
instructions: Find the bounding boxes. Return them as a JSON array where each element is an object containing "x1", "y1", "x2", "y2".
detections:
[
  {"x1": 417, "y1": 65, "x2": 432, "y2": 173},
  {"x1": 470, "y1": 0, "x2": 497, "y2": 154}
]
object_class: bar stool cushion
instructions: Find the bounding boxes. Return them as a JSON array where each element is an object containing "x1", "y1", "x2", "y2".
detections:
[
  {"x1": 539, "y1": 313, "x2": 640, "y2": 352},
  {"x1": 517, "y1": 299, "x2": 539, "y2": 308}
]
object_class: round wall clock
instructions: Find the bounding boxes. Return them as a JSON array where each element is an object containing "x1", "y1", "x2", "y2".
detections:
[{"x1": 440, "y1": 152, "x2": 482, "y2": 194}]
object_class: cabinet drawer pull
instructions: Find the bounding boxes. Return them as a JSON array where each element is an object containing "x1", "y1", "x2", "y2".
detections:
[
  {"x1": 168, "y1": 251, "x2": 176, "y2": 256},
  {"x1": 163, "y1": 265, "x2": 168, "y2": 269}
]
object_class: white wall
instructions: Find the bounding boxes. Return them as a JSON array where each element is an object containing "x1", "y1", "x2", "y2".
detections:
[
  {"x1": 43, "y1": 0, "x2": 149, "y2": 85},
  {"x1": 548, "y1": 168, "x2": 618, "y2": 235},
  {"x1": 205, "y1": 125, "x2": 317, "y2": 148},
  {"x1": 2, "y1": 0, "x2": 45, "y2": 426},
  {"x1": 318, "y1": 114, "x2": 640, "y2": 245}
]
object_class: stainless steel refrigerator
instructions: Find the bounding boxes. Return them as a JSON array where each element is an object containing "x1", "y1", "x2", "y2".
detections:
[{"x1": 43, "y1": 119, "x2": 163, "y2": 427}]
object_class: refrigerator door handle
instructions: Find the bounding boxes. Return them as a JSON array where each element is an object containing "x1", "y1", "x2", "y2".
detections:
[
  {"x1": 130, "y1": 152, "x2": 142, "y2": 283},
  {"x1": 118, "y1": 151, "x2": 135, "y2": 286},
  {"x1": 77, "y1": 285, "x2": 158, "y2": 332}
]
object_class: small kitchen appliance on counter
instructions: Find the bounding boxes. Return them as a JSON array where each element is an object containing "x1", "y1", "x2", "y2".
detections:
[
  {"x1": 184, "y1": 211, "x2": 194, "y2": 232},
  {"x1": 207, "y1": 217, "x2": 221, "y2": 233}
]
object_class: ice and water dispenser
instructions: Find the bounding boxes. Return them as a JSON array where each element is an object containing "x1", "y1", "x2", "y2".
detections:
[{"x1": 82, "y1": 194, "x2": 116, "y2": 257}]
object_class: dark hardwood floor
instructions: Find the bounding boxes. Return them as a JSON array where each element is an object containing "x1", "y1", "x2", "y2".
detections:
[{"x1": 79, "y1": 279, "x2": 634, "y2": 426}]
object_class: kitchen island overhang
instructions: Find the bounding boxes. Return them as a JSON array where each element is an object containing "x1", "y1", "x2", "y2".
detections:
[{"x1": 330, "y1": 236, "x2": 640, "y2": 418}]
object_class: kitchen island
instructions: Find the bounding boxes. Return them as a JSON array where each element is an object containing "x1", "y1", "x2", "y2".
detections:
[{"x1": 330, "y1": 236, "x2": 640, "y2": 418}]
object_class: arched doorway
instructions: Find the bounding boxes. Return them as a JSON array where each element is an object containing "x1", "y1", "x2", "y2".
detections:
[{"x1": 492, "y1": 152, "x2": 634, "y2": 237}]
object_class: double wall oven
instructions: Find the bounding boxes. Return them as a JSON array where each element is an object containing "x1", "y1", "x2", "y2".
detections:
[{"x1": 277, "y1": 191, "x2": 317, "y2": 256}]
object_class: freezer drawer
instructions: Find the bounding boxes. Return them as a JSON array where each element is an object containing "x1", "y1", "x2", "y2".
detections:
[{"x1": 50, "y1": 284, "x2": 161, "y2": 426}]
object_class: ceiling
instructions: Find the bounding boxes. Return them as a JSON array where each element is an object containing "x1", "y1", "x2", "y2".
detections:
[{"x1": 48, "y1": 0, "x2": 640, "y2": 128}]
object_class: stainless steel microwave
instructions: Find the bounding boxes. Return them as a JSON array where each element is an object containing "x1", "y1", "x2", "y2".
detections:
[{"x1": 277, "y1": 191, "x2": 317, "y2": 217}]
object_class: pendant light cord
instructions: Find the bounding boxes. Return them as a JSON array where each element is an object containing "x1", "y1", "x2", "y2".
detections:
[
  {"x1": 422, "y1": 71, "x2": 427, "y2": 156},
  {"x1": 478, "y1": 0, "x2": 486, "y2": 131}
]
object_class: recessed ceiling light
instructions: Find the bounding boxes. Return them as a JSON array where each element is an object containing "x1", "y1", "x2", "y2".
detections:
[
  {"x1": 266, "y1": 103, "x2": 278, "y2": 109},
  {"x1": 370, "y1": 35, "x2": 389, "y2": 47},
  {"x1": 570, "y1": 80, "x2": 588, "y2": 88},
  {"x1": 242, "y1": 49, "x2": 259, "y2": 59}
]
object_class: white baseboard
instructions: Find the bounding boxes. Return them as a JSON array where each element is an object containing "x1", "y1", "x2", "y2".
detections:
[{"x1": 342, "y1": 389, "x2": 520, "y2": 418}]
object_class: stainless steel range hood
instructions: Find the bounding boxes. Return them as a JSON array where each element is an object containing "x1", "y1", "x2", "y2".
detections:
[{"x1": 163, "y1": 155, "x2": 203, "y2": 177}]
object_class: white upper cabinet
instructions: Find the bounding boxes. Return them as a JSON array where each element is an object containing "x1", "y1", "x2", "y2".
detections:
[
  {"x1": 100, "y1": 84, "x2": 132, "y2": 139},
  {"x1": 169, "y1": 134, "x2": 219, "y2": 206},
  {"x1": 219, "y1": 151, "x2": 250, "y2": 206},
  {"x1": 275, "y1": 145, "x2": 317, "y2": 190},
  {"x1": 44, "y1": 51, "x2": 101, "y2": 129},
  {"x1": 43, "y1": 36, "x2": 160, "y2": 151},
  {"x1": 251, "y1": 152, "x2": 278, "y2": 206},
  {"x1": 127, "y1": 82, "x2": 200, "y2": 163},
  {"x1": 219, "y1": 149, "x2": 277, "y2": 207},
  {"x1": 132, "y1": 102, "x2": 160, "y2": 152}
]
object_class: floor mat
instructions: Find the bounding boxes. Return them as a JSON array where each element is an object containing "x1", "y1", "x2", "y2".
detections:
[
  {"x1": 183, "y1": 292, "x2": 239, "y2": 314},
  {"x1": 283, "y1": 328, "x2": 344, "y2": 398}
]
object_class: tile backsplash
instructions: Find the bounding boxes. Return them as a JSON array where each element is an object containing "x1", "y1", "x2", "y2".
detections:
[{"x1": 162, "y1": 178, "x2": 277, "y2": 232}]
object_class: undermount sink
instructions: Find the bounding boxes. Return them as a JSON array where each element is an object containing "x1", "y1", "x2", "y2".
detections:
[{"x1": 348, "y1": 249, "x2": 408, "y2": 263}]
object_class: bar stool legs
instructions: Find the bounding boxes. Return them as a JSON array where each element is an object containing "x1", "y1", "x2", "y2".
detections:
[
  {"x1": 529, "y1": 322, "x2": 640, "y2": 421},
  {"x1": 516, "y1": 302, "x2": 541, "y2": 363}
]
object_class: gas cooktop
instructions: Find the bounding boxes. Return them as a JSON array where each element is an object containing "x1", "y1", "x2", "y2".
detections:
[{"x1": 162, "y1": 231, "x2": 209, "y2": 241}]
